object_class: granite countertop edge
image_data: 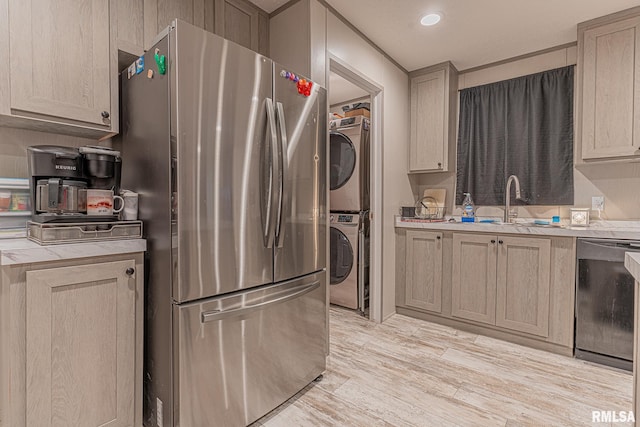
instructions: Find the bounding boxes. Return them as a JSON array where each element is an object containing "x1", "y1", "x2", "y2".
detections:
[
  {"x1": 394, "y1": 216, "x2": 640, "y2": 239},
  {"x1": 0, "y1": 238, "x2": 147, "y2": 266}
]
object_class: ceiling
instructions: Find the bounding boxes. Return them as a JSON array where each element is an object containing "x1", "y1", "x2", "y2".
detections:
[
  {"x1": 329, "y1": 72, "x2": 368, "y2": 106},
  {"x1": 248, "y1": 0, "x2": 640, "y2": 71}
]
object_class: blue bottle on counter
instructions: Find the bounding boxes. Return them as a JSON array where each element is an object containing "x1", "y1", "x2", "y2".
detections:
[{"x1": 461, "y1": 192, "x2": 475, "y2": 222}]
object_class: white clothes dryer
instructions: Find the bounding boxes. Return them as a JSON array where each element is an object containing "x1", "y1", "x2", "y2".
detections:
[
  {"x1": 329, "y1": 212, "x2": 368, "y2": 310},
  {"x1": 329, "y1": 116, "x2": 370, "y2": 212}
]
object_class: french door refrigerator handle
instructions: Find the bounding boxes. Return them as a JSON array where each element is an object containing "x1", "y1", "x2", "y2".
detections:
[
  {"x1": 200, "y1": 281, "x2": 320, "y2": 323},
  {"x1": 275, "y1": 101, "x2": 289, "y2": 248},
  {"x1": 263, "y1": 98, "x2": 279, "y2": 248}
]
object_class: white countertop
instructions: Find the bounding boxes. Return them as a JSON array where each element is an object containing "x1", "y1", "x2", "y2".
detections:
[
  {"x1": 0, "y1": 238, "x2": 146, "y2": 265},
  {"x1": 625, "y1": 253, "x2": 640, "y2": 283},
  {"x1": 395, "y1": 216, "x2": 640, "y2": 239}
]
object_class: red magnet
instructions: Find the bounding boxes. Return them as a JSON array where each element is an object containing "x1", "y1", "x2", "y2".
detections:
[{"x1": 283, "y1": 69, "x2": 313, "y2": 97}]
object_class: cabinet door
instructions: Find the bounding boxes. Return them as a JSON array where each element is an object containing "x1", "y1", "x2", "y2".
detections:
[
  {"x1": 404, "y1": 230, "x2": 443, "y2": 313},
  {"x1": 25, "y1": 260, "x2": 136, "y2": 427},
  {"x1": 581, "y1": 15, "x2": 640, "y2": 160},
  {"x1": 8, "y1": 0, "x2": 112, "y2": 127},
  {"x1": 114, "y1": 0, "x2": 145, "y2": 55},
  {"x1": 496, "y1": 236, "x2": 551, "y2": 337},
  {"x1": 214, "y1": 0, "x2": 268, "y2": 54},
  {"x1": 451, "y1": 233, "x2": 497, "y2": 325},
  {"x1": 409, "y1": 69, "x2": 446, "y2": 172},
  {"x1": 144, "y1": 0, "x2": 206, "y2": 47}
]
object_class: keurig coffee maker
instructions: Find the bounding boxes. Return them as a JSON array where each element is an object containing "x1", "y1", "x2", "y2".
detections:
[
  {"x1": 27, "y1": 145, "x2": 122, "y2": 223},
  {"x1": 79, "y1": 146, "x2": 122, "y2": 192}
]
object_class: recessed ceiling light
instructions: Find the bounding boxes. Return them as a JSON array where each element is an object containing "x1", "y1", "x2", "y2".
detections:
[{"x1": 420, "y1": 13, "x2": 441, "y2": 26}]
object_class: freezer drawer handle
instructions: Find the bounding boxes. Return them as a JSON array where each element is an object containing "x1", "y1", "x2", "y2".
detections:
[{"x1": 200, "y1": 281, "x2": 320, "y2": 323}]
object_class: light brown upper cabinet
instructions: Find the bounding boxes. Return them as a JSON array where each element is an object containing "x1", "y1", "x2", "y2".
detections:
[
  {"x1": 143, "y1": 0, "x2": 207, "y2": 49},
  {"x1": 1, "y1": 0, "x2": 117, "y2": 137},
  {"x1": 408, "y1": 61, "x2": 458, "y2": 173},
  {"x1": 215, "y1": 0, "x2": 269, "y2": 56},
  {"x1": 577, "y1": 7, "x2": 640, "y2": 162},
  {"x1": 113, "y1": 0, "x2": 145, "y2": 56},
  {"x1": 114, "y1": 0, "x2": 268, "y2": 59},
  {"x1": 113, "y1": 0, "x2": 206, "y2": 56}
]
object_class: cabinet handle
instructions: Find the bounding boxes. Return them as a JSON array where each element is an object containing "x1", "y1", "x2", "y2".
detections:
[
  {"x1": 101, "y1": 111, "x2": 110, "y2": 119},
  {"x1": 437, "y1": 162, "x2": 442, "y2": 168},
  {"x1": 436, "y1": 236, "x2": 441, "y2": 240},
  {"x1": 490, "y1": 239, "x2": 496, "y2": 244},
  {"x1": 126, "y1": 267, "x2": 135, "y2": 276},
  {"x1": 498, "y1": 240, "x2": 504, "y2": 244}
]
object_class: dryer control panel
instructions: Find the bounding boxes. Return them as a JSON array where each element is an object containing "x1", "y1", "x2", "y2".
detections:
[
  {"x1": 329, "y1": 115, "x2": 367, "y2": 130},
  {"x1": 337, "y1": 214, "x2": 354, "y2": 223},
  {"x1": 330, "y1": 213, "x2": 357, "y2": 224}
]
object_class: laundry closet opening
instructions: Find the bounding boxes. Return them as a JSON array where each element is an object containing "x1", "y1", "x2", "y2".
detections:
[{"x1": 327, "y1": 62, "x2": 381, "y2": 321}]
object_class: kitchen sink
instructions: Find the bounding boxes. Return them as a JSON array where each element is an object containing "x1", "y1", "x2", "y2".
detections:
[{"x1": 477, "y1": 219, "x2": 563, "y2": 228}]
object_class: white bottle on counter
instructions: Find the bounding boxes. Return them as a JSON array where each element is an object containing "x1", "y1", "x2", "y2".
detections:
[{"x1": 462, "y1": 193, "x2": 475, "y2": 222}]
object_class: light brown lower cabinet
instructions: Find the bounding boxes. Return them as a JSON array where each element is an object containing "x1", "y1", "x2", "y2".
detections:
[
  {"x1": 452, "y1": 233, "x2": 551, "y2": 337},
  {"x1": 404, "y1": 230, "x2": 443, "y2": 313},
  {"x1": 0, "y1": 253, "x2": 144, "y2": 427},
  {"x1": 495, "y1": 236, "x2": 551, "y2": 336},
  {"x1": 396, "y1": 229, "x2": 574, "y2": 354},
  {"x1": 451, "y1": 233, "x2": 497, "y2": 325}
]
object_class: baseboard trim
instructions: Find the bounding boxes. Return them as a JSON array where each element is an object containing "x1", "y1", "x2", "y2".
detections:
[{"x1": 396, "y1": 306, "x2": 573, "y2": 357}]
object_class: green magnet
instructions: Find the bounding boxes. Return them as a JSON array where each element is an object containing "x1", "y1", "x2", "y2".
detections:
[{"x1": 155, "y1": 49, "x2": 166, "y2": 75}]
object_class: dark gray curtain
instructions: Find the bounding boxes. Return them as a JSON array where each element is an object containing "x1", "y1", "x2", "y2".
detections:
[{"x1": 456, "y1": 66, "x2": 574, "y2": 206}]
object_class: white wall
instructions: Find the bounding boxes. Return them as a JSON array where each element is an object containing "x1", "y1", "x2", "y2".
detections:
[
  {"x1": 325, "y1": 13, "x2": 411, "y2": 320},
  {"x1": 270, "y1": 2, "x2": 412, "y2": 320},
  {"x1": 0, "y1": 127, "x2": 109, "y2": 178}
]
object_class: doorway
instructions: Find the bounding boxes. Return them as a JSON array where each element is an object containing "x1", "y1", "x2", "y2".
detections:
[{"x1": 328, "y1": 55, "x2": 383, "y2": 323}]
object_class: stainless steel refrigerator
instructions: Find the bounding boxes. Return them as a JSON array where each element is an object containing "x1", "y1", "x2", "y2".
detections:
[{"x1": 120, "y1": 20, "x2": 327, "y2": 427}]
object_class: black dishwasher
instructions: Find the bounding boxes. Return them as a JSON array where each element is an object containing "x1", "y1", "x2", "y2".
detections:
[{"x1": 575, "y1": 238, "x2": 640, "y2": 371}]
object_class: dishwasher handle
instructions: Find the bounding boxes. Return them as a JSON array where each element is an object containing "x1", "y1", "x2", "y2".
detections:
[
  {"x1": 577, "y1": 238, "x2": 640, "y2": 262},
  {"x1": 201, "y1": 281, "x2": 320, "y2": 323}
]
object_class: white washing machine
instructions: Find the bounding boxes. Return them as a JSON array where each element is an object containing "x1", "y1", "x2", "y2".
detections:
[
  {"x1": 329, "y1": 116, "x2": 370, "y2": 212},
  {"x1": 330, "y1": 212, "x2": 368, "y2": 310}
]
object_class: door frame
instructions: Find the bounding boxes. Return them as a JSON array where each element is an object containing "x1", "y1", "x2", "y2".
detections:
[{"x1": 328, "y1": 54, "x2": 383, "y2": 323}]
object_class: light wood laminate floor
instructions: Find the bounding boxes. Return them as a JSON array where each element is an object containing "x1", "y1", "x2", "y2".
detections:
[{"x1": 254, "y1": 307, "x2": 632, "y2": 426}]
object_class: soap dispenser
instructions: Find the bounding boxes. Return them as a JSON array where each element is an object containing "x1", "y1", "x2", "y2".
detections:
[{"x1": 462, "y1": 193, "x2": 475, "y2": 222}]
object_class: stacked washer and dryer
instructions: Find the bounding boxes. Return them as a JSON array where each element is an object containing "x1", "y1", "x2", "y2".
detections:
[{"x1": 329, "y1": 115, "x2": 370, "y2": 314}]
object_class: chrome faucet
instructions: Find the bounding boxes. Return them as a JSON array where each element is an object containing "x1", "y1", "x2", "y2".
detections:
[{"x1": 504, "y1": 175, "x2": 522, "y2": 223}]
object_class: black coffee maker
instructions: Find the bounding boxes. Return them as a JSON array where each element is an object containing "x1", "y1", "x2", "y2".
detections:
[{"x1": 27, "y1": 145, "x2": 122, "y2": 223}]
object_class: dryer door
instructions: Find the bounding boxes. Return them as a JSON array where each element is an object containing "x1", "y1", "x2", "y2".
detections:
[
  {"x1": 329, "y1": 226, "x2": 354, "y2": 284},
  {"x1": 329, "y1": 132, "x2": 356, "y2": 191},
  {"x1": 329, "y1": 225, "x2": 359, "y2": 309}
]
